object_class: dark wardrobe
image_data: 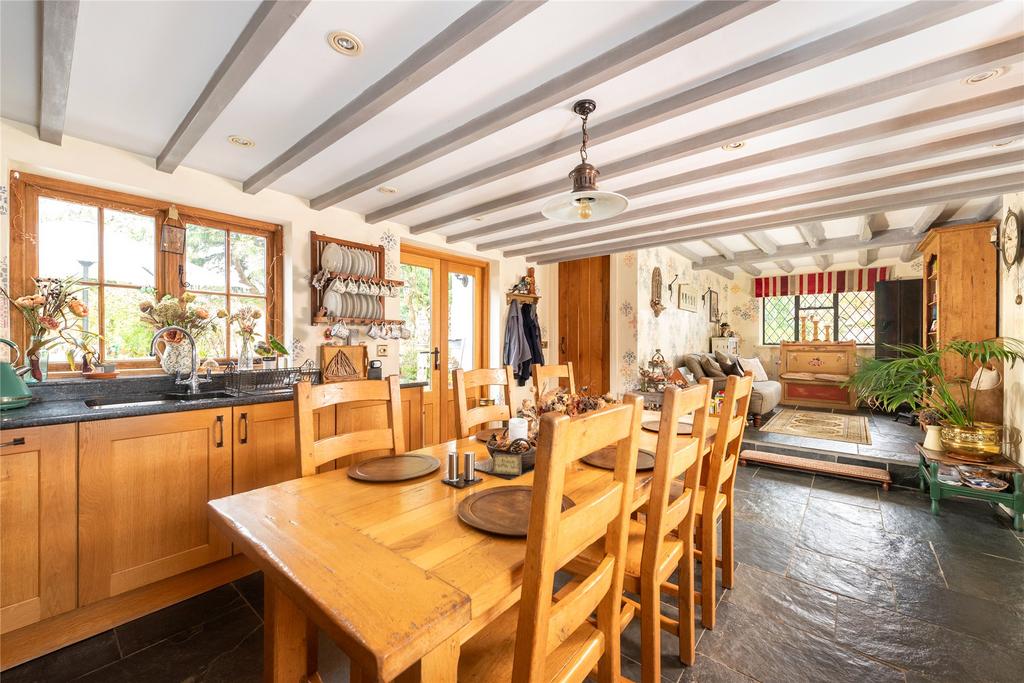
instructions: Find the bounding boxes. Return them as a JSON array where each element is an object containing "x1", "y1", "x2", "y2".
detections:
[{"x1": 874, "y1": 279, "x2": 923, "y2": 358}]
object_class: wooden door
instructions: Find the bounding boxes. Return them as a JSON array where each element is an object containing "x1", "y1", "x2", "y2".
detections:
[
  {"x1": 78, "y1": 408, "x2": 233, "y2": 605},
  {"x1": 558, "y1": 255, "x2": 610, "y2": 394},
  {"x1": 0, "y1": 425, "x2": 77, "y2": 634},
  {"x1": 400, "y1": 247, "x2": 487, "y2": 445}
]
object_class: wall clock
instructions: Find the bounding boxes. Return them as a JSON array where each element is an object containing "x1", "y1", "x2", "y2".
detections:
[{"x1": 1000, "y1": 207, "x2": 1022, "y2": 269}]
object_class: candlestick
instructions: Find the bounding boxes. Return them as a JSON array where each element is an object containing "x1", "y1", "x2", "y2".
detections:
[{"x1": 508, "y1": 417, "x2": 528, "y2": 441}]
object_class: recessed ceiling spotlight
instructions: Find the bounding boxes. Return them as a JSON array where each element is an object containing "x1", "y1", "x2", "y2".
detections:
[
  {"x1": 376, "y1": 185, "x2": 399, "y2": 194},
  {"x1": 227, "y1": 135, "x2": 255, "y2": 148},
  {"x1": 722, "y1": 141, "x2": 746, "y2": 151},
  {"x1": 993, "y1": 138, "x2": 1018, "y2": 148},
  {"x1": 962, "y1": 67, "x2": 1005, "y2": 85},
  {"x1": 327, "y1": 30, "x2": 363, "y2": 56},
  {"x1": 473, "y1": 216, "x2": 485, "y2": 222}
]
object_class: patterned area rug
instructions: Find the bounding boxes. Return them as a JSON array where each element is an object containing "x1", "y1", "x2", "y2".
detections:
[{"x1": 759, "y1": 409, "x2": 872, "y2": 445}]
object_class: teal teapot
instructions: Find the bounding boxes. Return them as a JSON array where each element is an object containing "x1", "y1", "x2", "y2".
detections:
[{"x1": 0, "y1": 338, "x2": 33, "y2": 410}]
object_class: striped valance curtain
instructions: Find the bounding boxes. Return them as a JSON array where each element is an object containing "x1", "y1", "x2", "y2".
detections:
[{"x1": 753, "y1": 267, "x2": 893, "y2": 298}]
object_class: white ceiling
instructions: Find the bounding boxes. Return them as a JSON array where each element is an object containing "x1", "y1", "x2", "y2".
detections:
[{"x1": 2, "y1": 0, "x2": 1022, "y2": 276}]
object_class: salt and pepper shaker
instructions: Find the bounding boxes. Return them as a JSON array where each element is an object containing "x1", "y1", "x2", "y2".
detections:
[
  {"x1": 447, "y1": 450, "x2": 460, "y2": 483},
  {"x1": 464, "y1": 452, "x2": 476, "y2": 483}
]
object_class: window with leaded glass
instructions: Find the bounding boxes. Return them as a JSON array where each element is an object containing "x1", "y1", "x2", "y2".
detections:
[{"x1": 762, "y1": 291, "x2": 876, "y2": 345}]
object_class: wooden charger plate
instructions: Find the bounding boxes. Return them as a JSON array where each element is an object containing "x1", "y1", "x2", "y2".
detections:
[
  {"x1": 347, "y1": 454, "x2": 440, "y2": 483},
  {"x1": 582, "y1": 446, "x2": 656, "y2": 471},
  {"x1": 641, "y1": 417, "x2": 693, "y2": 435},
  {"x1": 458, "y1": 486, "x2": 573, "y2": 537}
]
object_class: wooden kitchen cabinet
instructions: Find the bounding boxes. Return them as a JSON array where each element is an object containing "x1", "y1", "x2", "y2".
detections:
[
  {"x1": 78, "y1": 409, "x2": 233, "y2": 606},
  {"x1": 232, "y1": 403, "x2": 337, "y2": 492},
  {"x1": 0, "y1": 424, "x2": 77, "y2": 634}
]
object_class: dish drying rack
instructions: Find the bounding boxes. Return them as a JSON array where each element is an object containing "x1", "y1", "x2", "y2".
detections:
[
  {"x1": 309, "y1": 231, "x2": 406, "y2": 327},
  {"x1": 223, "y1": 360, "x2": 319, "y2": 394}
]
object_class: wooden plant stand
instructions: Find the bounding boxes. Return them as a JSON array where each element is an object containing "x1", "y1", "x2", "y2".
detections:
[
  {"x1": 917, "y1": 444, "x2": 1023, "y2": 531},
  {"x1": 739, "y1": 450, "x2": 891, "y2": 489}
]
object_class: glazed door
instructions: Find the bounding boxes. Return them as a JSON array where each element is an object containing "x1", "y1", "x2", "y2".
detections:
[
  {"x1": 558, "y1": 256, "x2": 610, "y2": 394},
  {"x1": 400, "y1": 248, "x2": 486, "y2": 445}
]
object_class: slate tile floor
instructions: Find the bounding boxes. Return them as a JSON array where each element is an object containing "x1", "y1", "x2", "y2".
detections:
[{"x1": 9, "y1": 466, "x2": 1024, "y2": 683}]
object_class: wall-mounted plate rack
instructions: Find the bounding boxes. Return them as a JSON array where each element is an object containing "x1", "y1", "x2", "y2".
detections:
[{"x1": 310, "y1": 231, "x2": 405, "y2": 326}]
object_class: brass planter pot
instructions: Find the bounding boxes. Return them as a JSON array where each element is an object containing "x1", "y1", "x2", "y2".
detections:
[{"x1": 939, "y1": 422, "x2": 1003, "y2": 462}]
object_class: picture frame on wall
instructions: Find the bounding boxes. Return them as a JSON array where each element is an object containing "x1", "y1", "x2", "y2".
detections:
[
  {"x1": 707, "y1": 289, "x2": 719, "y2": 322},
  {"x1": 678, "y1": 283, "x2": 698, "y2": 312}
]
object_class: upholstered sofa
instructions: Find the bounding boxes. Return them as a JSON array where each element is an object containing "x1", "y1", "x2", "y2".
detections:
[{"x1": 680, "y1": 353, "x2": 781, "y2": 427}]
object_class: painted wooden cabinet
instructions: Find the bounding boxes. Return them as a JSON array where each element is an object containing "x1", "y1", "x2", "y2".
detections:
[
  {"x1": 0, "y1": 424, "x2": 77, "y2": 634},
  {"x1": 77, "y1": 408, "x2": 233, "y2": 605}
]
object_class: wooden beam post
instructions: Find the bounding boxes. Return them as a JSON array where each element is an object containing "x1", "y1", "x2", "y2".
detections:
[{"x1": 39, "y1": 0, "x2": 79, "y2": 145}]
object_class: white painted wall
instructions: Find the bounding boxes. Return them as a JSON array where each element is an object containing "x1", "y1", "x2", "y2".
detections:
[{"x1": 0, "y1": 119, "x2": 556, "y2": 391}]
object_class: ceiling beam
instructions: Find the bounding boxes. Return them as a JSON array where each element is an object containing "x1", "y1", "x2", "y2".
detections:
[
  {"x1": 898, "y1": 244, "x2": 920, "y2": 262},
  {"x1": 306, "y1": 2, "x2": 766, "y2": 213},
  {"x1": 505, "y1": 150, "x2": 1022, "y2": 257},
  {"x1": 911, "y1": 203, "x2": 947, "y2": 235},
  {"x1": 709, "y1": 268, "x2": 735, "y2": 281},
  {"x1": 669, "y1": 244, "x2": 705, "y2": 264},
  {"x1": 745, "y1": 232, "x2": 778, "y2": 255},
  {"x1": 481, "y1": 120, "x2": 1024, "y2": 250},
  {"x1": 738, "y1": 263, "x2": 763, "y2": 276},
  {"x1": 415, "y1": 31, "x2": 1021, "y2": 235},
  {"x1": 156, "y1": 1, "x2": 309, "y2": 173},
  {"x1": 449, "y1": 87, "x2": 1023, "y2": 244},
  {"x1": 858, "y1": 249, "x2": 879, "y2": 267},
  {"x1": 814, "y1": 255, "x2": 834, "y2": 270},
  {"x1": 39, "y1": 0, "x2": 79, "y2": 145},
  {"x1": 796, "y1": 223, "x2": 825, "y2": 248},
  {"x1": 242, "y1": 1, "x2": 544, "y2": 195},
  {"x1": 529, "y1": 172, "x2": 1024, "y2": 264},
  {"x1": 689, "y1": 229, "x2": 922, "y2": 270},
  {"x1": 775, "y1": 260, "x2": 794, "y2": 273},
  {"x1": 975, "y1": 195, "x2": 1003, "y2": 221},
  {"x1": 703, "y1": 238, "x2": 734, "y2": 261}
]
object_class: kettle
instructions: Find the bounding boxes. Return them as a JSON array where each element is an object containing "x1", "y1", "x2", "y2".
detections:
[{"x1": 0, "y1": 338, "x2": 33, "y2": 411}]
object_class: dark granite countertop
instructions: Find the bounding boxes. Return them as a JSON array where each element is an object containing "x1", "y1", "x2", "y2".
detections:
[{"x1": 1, "y1": 376, "x2": 428, "y2": 430}]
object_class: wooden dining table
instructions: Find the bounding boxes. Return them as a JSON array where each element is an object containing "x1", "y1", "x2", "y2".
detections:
[{"x1": 208, "y1": 414, "x2": 716, "y2": 682}]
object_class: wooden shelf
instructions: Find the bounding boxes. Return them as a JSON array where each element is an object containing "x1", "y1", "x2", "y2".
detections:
[
  {"x1": 325, "y1": 272, "x2": 404, "y2": 286},
  {"x1": 314, "y1": 316, "x2": 405, "y2": 326},
  {"x1": 506, "y1": 292, "x2": 540, "y2": 304}
]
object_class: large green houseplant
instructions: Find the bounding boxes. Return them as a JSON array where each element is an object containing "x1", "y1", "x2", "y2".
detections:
[{"x1": 846, "y1": 338, "x2": 1024, "y2": 460}]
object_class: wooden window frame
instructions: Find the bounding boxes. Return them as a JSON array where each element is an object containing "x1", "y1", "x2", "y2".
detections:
[{"x1": 7, "y1": 171, "x2": 285, "y2": 375}]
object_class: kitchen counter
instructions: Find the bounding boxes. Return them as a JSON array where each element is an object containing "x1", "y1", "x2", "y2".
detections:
[{"x1": 1, "y1": 375, "x2": 429, "y2": 430}]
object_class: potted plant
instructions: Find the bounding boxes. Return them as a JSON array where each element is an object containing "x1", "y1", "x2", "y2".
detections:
[
  {"x1": 139, "y1": 293, "x2": 226, "y2": 376},
  {"x1": 846, "y1": 338, "x2": 1024, "y2": 462},
  {"x1": 0, "y1": 276, "x2": 100, "y2": 382}
]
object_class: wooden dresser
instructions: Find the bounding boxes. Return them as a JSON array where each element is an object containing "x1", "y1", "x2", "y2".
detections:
[
  {"x1": 917, "y1": 221, "x2": 1000, "y2": 423},
  {"x1": 779, "y1": 341, "x2": 858, "y2": 410}
]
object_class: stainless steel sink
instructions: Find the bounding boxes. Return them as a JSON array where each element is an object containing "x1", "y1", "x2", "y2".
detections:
[{"x1": 85, "y1": 391, "x2": 234, "y2": 409}]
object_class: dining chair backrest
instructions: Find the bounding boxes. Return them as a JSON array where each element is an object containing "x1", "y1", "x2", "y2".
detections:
[
  {"x1": 452, "y1": 366, "x2": 515, "y2": 439},
  {"x1": 512, "y1": 394, "x2": 642, "y2": 682},
  {"x1": 642, "y1": 381, "x2": 713, "y2": 572},
  {"x1": 532, "y1": 362, "x2": 576, "y2": 404},
  {"x1": 294, "y1": 376, "x2": 405, "y2": 477},
  {"x1": 701, "y1": 372, "x2": 753, "y2": 511}
]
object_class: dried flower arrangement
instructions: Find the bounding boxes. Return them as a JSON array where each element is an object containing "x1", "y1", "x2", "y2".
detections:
[{"x1": 139, "y1": 292, "x2": 226, "y2": 342}]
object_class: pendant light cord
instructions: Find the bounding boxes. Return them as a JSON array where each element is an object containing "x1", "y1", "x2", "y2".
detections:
[{"x1": 579, "y1": 111, "x2": 590, "y2": 164}]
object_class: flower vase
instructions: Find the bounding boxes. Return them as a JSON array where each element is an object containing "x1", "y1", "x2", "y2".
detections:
[
  {"x1": 238, "y1": 337, "x2": 254, "y2": 371},
  {"x1": 24, "y1": 338, "x2": 49, "y2": 383},
  {"x1": 158, "y1": 339, "x2": 193, "y2": 377},
  {"x1": 923, "y1": 424, "x2": 943, "y2": 451}
]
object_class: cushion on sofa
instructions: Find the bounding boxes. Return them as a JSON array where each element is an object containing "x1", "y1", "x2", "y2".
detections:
[
  {"x1": 738, "y1": 357, "x2": 769, "y2": 382},
  {"x1": 714, "y1": 350, "x2": 744, "y2": 377},
  {"x1": 812, "y1": 373, "x2": 850, "y2": 383},
  {"x1": 700, "y1": 355, "x2": 727, "y2": 378},
  {"x1": 682, "y1": 355, "x2": 706, "y2": 381}
]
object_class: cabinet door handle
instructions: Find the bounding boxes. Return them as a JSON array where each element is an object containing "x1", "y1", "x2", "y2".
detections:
[
  {"x1": 215, "y1": 415, "x2": 224, "y2": 448},
  {"x1": 239, "y1": 412, "x2": 248, "y2": 444},
  {"x1": 560, "y1": 336, "x2": 567, "y2": 355},
  {"x1": 0, "y1": 437, "x2": 26, "y2": 447}
]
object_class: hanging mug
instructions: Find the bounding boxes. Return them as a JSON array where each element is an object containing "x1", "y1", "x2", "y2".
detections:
[
  {"x1": 358, "y1": 280, "x2": 371, "y2": 295},
  {"x1": 346, "y1": 278, "x2": 359, "y2": 294},
  {"x1": 367, "y1": 323, "x2": 380, "y2": 339},
  {"x1": 400, "y1": 324, "x2": 412, "y2": 340},
  {"x1": 369, "y1": 281, "x2": 381, "y2": 296}
]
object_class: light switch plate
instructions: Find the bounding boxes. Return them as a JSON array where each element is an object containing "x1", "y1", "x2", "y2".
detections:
[{"x1": 376, "y1": 344, "x2": 389, "y2": 357}]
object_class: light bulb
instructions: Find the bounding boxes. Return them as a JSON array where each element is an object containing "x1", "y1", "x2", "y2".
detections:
[{"x1": 577, "y1": 198, "x2": 592, "y2": 220}]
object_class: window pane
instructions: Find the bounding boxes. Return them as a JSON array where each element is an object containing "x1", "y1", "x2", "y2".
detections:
[
  {"x1": 800, "y1": 293, "x2": 833, "y2": 309},
  {"x1": 230, "y1": 232, "x2": 267, "y2": 295},
  {"x1": 229, "y1": 296, "x2": 267, "y2": 357},
  {"x1": 801, "y1": 310, "x2": 835, "y2": 339},
  {"x1": 103, "y1": 287, "x2": 155, "y2": 359},
  {"x1": 38, "y1": 197, "x2": 99, "y2": 280},
  {"x1": 104, "y1": 209, "x2": 156, "y2": 287},
  {"x1": 186, "y1": 224, "x2": 227, "y2": 292},
  {"x1": 447, "y1": 272, "x2": 476, "y2": 387},
  {"x1": 839, "y1": 291, "x2": 875, "y2": 345},
  {"x1": 49, "y1": 284, "x2": 100, "y2": 365},
  {"x1": 399, "y1": 263, "x2": 433, "y2": 388},
  {"x1": 762, "y1": 296, "x2": 795, "y2": 344},
  {"x1": 189, "y1": 293, "x2": 227, "y2": 361}
]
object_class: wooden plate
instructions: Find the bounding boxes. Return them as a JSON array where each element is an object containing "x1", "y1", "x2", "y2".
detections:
[
  {"x1": 458, "y1": 486, "x2": 573, "y2": 537},
  {"x1": 347, "y1": 454, "x2": 440, "y2": 482},
  {"x1": 473, "y1": 425, "x2": 508, "y2": 442},
  {"x1": 582, "y1": 446, "x2": 656, "y2": 471},
  {"x1": 641, "y1": 418, "x2": 693, "y2": 435}
]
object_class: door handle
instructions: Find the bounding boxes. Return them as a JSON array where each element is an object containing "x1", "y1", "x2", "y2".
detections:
[
  {"x1": 560, "y1": 336, "x2": 567, "y2": 355},
  {"x1": 0, "y1": 437, "x2": 25, "y2": 447},
  {"x1": 432, "y1": 346, "x2": 440, "y2": 371},
  {"x1": 215, "y1": 415, "x2": 224, "y2": 448},
  {"x1": 239, "y1": 412, "x2": 248, "y2": 445}
]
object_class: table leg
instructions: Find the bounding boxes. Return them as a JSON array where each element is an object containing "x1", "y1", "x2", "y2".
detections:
[
  {"x1": 1013, "y1": 472, "x2": 1023, "y2": 532},
  {"x1": 928, "y1": 461, "x2": 941, "y2": 517},
  {"x1": 393, "y1": 636, "x2": 460, "y2": 683},
  {"x1": 264, "y1": 581, "x2": 312, "y2": 683}
]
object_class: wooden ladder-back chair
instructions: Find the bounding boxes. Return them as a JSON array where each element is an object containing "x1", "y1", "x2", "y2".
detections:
[
  {"x1": 568, "y1": 381, "x2": 713, "y2": 680},
  {"x1": 453, "y1": 366, "x2": 516, "y2": 439},
  {"x1": 293, "y1": 376, "x2": 405, "y2": 478},
  {"x1": 458, "y1": 394, "x2": 644, "y2": 683},
  {"x1": 693, "y1": 371, "x2": 753, "y2": 630},
  {"x1": 532, "y1": 362, "x2": 576, "y2": 404}
]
